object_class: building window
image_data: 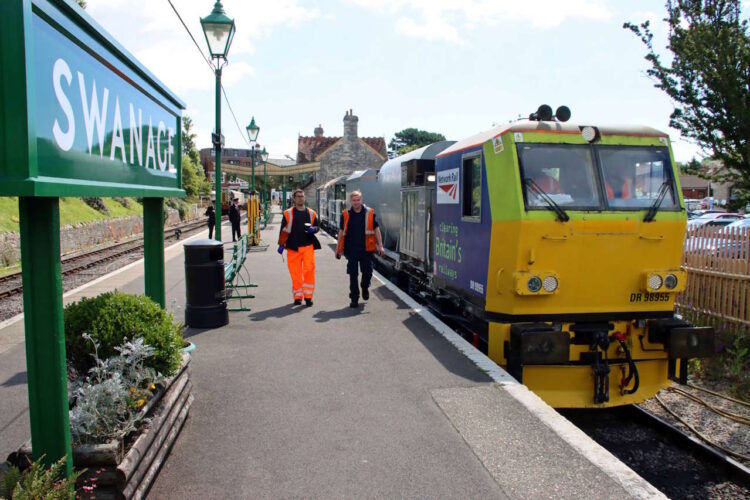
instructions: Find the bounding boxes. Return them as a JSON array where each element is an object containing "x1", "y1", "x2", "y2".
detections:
[{"x1": 462, "y1": 154, "x2": 481, "y2": 219}]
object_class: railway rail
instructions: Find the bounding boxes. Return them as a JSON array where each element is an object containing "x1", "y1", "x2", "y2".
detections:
[{"x1": 0, "y1": 217, "x2": 211, "y2": 308}]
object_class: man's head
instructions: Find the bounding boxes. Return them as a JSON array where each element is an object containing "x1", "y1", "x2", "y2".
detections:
[
  {"x1": 349, "y1": 190, "x2": 363, "y2": 211},
  {"x1": 293, "y1": 189, "x2": 305, "y2": 207},
  {"x1": 233, "y1": 198, "x2": 239, "y2": 204}
]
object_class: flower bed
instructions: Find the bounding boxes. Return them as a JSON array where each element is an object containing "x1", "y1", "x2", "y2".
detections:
[{"x1": 9, "y1": 353, "x2": 192, "y2": 499}]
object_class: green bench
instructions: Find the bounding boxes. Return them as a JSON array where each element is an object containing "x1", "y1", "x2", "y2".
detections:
[{"x1": 224, "y1": 234, "x2": 257, "y2": 312}]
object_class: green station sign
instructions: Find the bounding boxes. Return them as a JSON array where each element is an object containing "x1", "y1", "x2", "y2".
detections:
[{"x1": 1, "y1": 0, "x2": 186, "y2": 197}]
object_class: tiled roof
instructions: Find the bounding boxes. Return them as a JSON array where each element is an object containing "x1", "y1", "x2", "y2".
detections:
[
  {"x1": 297, "y1": 136, "x2": 387, "y2": 162},
  {"x1": 297, "y1": 136, "x2": 340, "y2": 163},
  {"x1": 361, "y1": 137, "x2": 387, "y2": 158}
]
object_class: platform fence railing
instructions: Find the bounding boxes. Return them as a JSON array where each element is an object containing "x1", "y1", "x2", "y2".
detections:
[{"x1": 677, "y1": 223, "x2": 750, "y2": 335}]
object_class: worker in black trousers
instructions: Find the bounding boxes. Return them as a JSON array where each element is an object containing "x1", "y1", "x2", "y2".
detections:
[{"x1": 229, "y1": 198, "x2": 241, "y2": 242}]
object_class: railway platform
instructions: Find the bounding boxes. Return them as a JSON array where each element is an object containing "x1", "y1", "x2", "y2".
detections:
[{"x1": 0, "y1": 208, "x2": 665, "y2": 499}]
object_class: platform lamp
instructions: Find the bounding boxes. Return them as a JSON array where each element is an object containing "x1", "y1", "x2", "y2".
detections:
[
  {"x1": 261, "y1": 147, "x2": 269, "y2": 222},
  {"x1": 246, "y1": 117, "x2": 260, "y2": 193},
  {"x1": 201, "y1": 0, "x2": 235, "y2": 241}
]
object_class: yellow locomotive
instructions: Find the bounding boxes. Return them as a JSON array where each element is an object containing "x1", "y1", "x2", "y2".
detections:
[{"x1": 370, "y1": 105, "x2": 714, "y2": 408}]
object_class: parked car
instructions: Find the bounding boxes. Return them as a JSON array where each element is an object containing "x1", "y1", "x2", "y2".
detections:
[
  {"x1": 686, "y1": 212, "x2": 743, "y2": 229},
  {"x1": 686, "y1": 218, "x2": 750, "y2": 258}
]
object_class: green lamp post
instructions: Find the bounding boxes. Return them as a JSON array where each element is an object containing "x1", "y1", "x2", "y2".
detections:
[
  {"x1": 261, "y1": 147, "x2": 269, "y2": 222},
  {"x1": 201, "y1": 0, "x2": 235, "y2": 241},
  {"x1": 246, "y1": 117, "x2": 260, "y2": 193}
]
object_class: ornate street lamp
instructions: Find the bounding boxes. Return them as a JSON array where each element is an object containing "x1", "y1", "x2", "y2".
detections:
[
  {"x1": 246, "y1": 117, "x2": 260, "y2": 194},
  {"x1": 201, "y1": 0, "x2": 235, "y2": 241}
]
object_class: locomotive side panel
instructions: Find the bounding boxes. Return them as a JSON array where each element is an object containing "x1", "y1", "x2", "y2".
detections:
[{"x1": 432, "y1": 147, "x2": 492, "y2": 305}]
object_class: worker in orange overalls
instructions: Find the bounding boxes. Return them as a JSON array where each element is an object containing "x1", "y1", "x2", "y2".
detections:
[{"x1": 278, "y1": 189, "x2": 321, "y2": 306}]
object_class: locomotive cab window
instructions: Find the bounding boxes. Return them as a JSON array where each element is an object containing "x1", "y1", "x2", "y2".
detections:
[
  {"x1": 462, "y1": 154, "x2": 482, "y2": 220},
  {"x1": 518, "y1": 144, "x2": 601, "y2": 209},
  {"x1": 597, "y1": 147, "x2": 679, "y2": 210}
]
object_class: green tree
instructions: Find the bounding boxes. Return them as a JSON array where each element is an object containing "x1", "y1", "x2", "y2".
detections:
[
  {"x1": 181, "y1": 154, "x2": 210, "y2": 198},
  {"x1": 389, "y1": 128, "x2": 446, "y2": 155},
  {"x1": 624, "y1": 1, "x2": 750, "y2": 205},
  {"x1": 182, "y1": 115, "x2": 200, "y2": 165}
]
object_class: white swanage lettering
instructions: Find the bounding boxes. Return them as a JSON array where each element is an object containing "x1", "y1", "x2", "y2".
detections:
[
  {"x1": 157, "y1": 120, "x2": 167, "y2": 170},
  {"x1": 129, "y1": 104, "x2": 142, "y2": 166},
  {"x1": 110, "y1": 97, "x2": 126, "y2": 163},
  {"x1": 145, "y1": 117, "x2": 156, "y2": 169},
  {"x1": 49, "y1": 58, "x2": 177, "y2": 176},
  {"x1": 167, "y1": 127, "x2": 175, "y2": 172},
  {"x1": 77, "y1": 72, "x2": 109, "y2": 157},
  {"x1": 52, "y1": 58, "x2": 75, "y2": 151}
]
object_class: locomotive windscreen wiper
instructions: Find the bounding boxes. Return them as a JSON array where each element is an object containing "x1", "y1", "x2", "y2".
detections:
[
  {"x1": 643, "y1": 181, "x2": 670, "y2": 222},
  {"x1": 525, "y1": 178, "x2": 570, "y2": 222}
]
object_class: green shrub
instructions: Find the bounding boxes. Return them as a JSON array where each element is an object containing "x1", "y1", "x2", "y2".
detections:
[
  {"x1": 1, "y1": 456, "x2": 80, "y2": 499},
  {"x1": 64, "y1": 292, "x2": 183, "y2": 377}
]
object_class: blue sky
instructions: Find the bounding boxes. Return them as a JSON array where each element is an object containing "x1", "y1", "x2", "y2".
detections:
[{"x1": 85, "y1": 0, "x2": 749, "y2": 164}]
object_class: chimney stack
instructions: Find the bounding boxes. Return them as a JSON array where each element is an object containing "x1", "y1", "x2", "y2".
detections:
[
  {"x1": 314, "y1": 124, "x2": 324, "y2": 137},
  {"x1": 343, "y1": 109, "x2": 358, "y2": 139}
]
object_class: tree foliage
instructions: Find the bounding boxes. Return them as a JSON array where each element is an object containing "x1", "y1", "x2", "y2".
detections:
[
  {"x1": 180, "y1": 116, "x2": 209, "y2": 197},
  {"x1": 389, "y1": 128, "x2": 446, "y2": 155},
  {"x1": 624, "y1": 1, "x2": 750, "y2": 202}
]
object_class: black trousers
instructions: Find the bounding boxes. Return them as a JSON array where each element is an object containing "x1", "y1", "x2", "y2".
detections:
[
  {"x1": 346, "y1": 252, "x2": 373, "y2": 300},
  {"x1": 231, "y1": 222, "x2": 241, "y2": 241},
  {"x1": 208, "y1": 222, "x2": 215, "y2": 240}
]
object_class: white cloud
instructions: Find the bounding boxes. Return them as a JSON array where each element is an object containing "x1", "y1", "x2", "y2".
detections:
[{"x1": 350, "y1": 0, "x2": 613, "y2": 43}]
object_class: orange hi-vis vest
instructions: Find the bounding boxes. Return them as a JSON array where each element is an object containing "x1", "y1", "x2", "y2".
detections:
[
  {"x1": 605, "y1": 178, "x2": 633, "y2": 199},
  {"x1": 337, "y1": 205, "x2": 376, "y2": 254},
  {"x1": 278, "y1": 207, "x2": 317, "y2": 246}
]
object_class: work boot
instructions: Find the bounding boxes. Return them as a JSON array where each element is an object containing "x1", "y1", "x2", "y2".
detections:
[
  {"x1": 305, "y1": 299, "x2": 313, "y2": 307},
  {"x1": 349, "y1": 300, "x2": 358, "y2": 308},
  {"x1": 361, "y1": 287, "x2": 369, "y2": 301},
  {"x1": 294, "y1": 299, "x2": 302, "y2": 306}
]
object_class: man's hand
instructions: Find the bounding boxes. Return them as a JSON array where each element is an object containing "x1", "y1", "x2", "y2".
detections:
[
  {"x1": 307, "y1": 226, "x2": 317, "y2": 234},
  {"x1": 377, "y1": 244, "x2": 385, "y2": 256},
  {"x1": 277, "y1": 245, "x2": 284, "y2": 254}
]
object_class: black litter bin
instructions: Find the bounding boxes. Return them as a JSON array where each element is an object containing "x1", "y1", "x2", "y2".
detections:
[{"x1": 184, "y1": 239, "x2": 228, "y2": 328}]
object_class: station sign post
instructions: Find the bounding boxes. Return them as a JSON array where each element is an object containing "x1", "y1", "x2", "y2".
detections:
[{"x1": 0, "y1": 0, "x2": 185, "y2": 474}]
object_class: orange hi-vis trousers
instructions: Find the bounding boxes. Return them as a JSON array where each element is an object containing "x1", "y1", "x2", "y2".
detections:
[{"x1": 286, "y1": 244, "x2": 315, "y2": 300}]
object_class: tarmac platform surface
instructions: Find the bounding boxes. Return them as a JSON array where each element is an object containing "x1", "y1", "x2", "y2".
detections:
[{"x1": 0, "y1": 207, "x2": 665, "y2": 499}]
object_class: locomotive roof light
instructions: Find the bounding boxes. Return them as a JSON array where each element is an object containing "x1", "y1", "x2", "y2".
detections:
[
  {"x1": 555, "y1": 106, "x2": 571, "y2": 122},
  {"x1": 664, "y1": 274, "x2": 678, "y2": 290},
  {"x1": 527, "y1": 276, "x2": 542, "y2": 293},
  {"x1": 543, "y1": 276, "x2": 558, "y2": 292},
  {"x1": 581, "y1": 126, "x2": 598, "y2": 142}
]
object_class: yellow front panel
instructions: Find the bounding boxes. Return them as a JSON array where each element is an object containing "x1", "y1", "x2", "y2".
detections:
[{"x1": 486, "y1": 218, "x2": 686, "y2": 316}]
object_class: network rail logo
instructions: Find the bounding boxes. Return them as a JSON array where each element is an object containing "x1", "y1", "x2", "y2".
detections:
[{"x1": 437, "y1": 168, "x2": 459, "y2": 204}]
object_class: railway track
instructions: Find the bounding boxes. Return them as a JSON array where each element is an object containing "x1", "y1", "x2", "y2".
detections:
[
  {"x1": 0, "y1": 218, "x2": 208, "y2": 301},
  {"x1": 560, "y1": 404, "x2": 750, "y2": 498}
]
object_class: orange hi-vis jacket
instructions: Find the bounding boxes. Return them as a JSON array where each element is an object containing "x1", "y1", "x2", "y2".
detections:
[
  {"x1": 278, "y1": 207, "x2": 317, "y2": 247},
  {"x1": 605, "y1": 178, "x2": 633, "y2": 199},
  {"x1": 337, "y1": 205, "x2": 376, "y2": 254}
]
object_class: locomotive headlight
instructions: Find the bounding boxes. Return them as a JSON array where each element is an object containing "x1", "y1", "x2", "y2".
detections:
[
  {"x1": 664, "y1": 274, "x2": 678, "y2": 290},
  {"x1": 516, "y1": 271, "x2": 559, "y2": 295},
  {"x1": 643, "y1": 270, "x2": 687, "y2": 293},
  {"x1": 542, "y1": 276, "x2": 558, "y2": 292},
  {"x1": 648, "y1": 274, "x2": 663, "y2": 290},
  {"x1": 581, "y1": 126, "x2": 597, "y2": 142},
  {"x1": 527, "y1": 276, "x2": 542, "y2": 293}
]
